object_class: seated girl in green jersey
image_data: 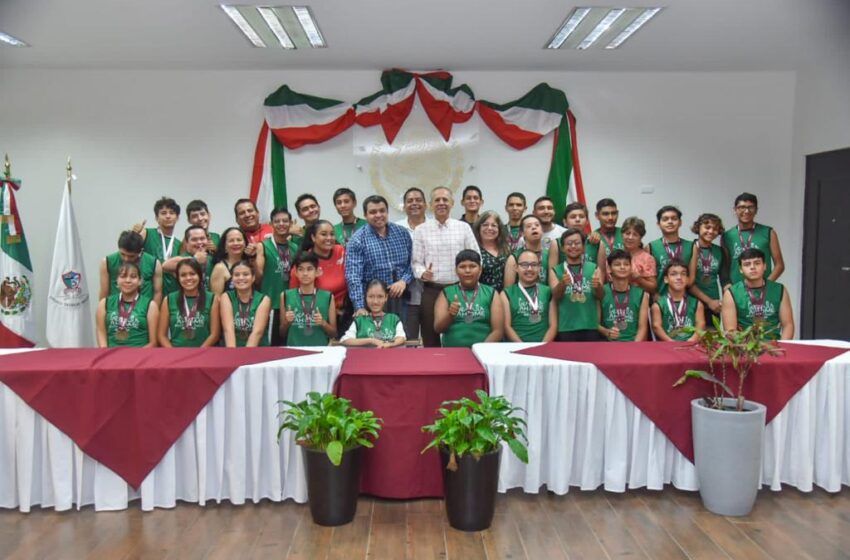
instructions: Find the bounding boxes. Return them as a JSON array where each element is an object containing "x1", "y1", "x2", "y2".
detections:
[
  {"x1": 501, "y1": 249, "x2": 557, "y2": 343},
  {"x1": 158, "y1": 259, "x2": 220, "y2": 347},
  {"x1": 650, "y1": 260, "x2": 705, "y2": 342},
  {"x1": 220, "y1": 260, "x2": 271, "y2": 347},
  {"x1": 280, "y1": 252, "x2": 337, "y2": 346},
  {"x1": 340, "y1": 280, "x2": 406, "y2": 348},
  {"x1": 503, "y1": 215, "x2": 559, "y2": 288},
  {"x1": 435, "y1": 250, "x2": 504, "y2": 347},
  {"x1": 549, "y1": 228, "x2": 604, "y2": 342},
  {"x1": 597, "y1": 249, "x2": 649, "y2": 341},
  {"x1": 96, "y1": 261, "x2": 159, "y2": 347},
  {"x1": 687, "y1": 213, "x2": 730, "y2": 328},
  {"x1": 721, "y1": 248, "x2": 794, "y2": 340}
]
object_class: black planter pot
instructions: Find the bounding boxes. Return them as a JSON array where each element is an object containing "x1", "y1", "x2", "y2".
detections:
[
  {"x1": 302, "y1": 446, "x2": 362, "y2": 526},
  {"x1": 440, "y1": 447, "x2": 502, "y2": 532}
]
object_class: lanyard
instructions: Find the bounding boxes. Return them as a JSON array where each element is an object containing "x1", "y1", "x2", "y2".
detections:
[
  {"x1": 276, "y1": 242, "x2": 291, "y2": 275},
  {"x1": 613, "y1": 289, "x2": 630, "y2": 322},
  {"x1": 699, "y1": 245, "x2": 714, "y2": 275},
  {"x1": 566, "y1": 263, "x2": 584, "y2": 292},
  {"x1": 117, "y1": 293, "x2": 139, "y2": 330},
  {"x1": 663, "y1": 238, "x2": 682, "y2": 261},
  {"x1": 518, "y1": 283, "x2": 540, "y2": 315},
  {"x1": 182, "y1": 295, "x2": 199, "y2": 330},
  {"x1": 237, "y1": 294, "x2": 253, "y2": 336},
  {"x1": 458, "y1": 284, "x2": 480, "y2": 315},
  {"x1": 745, "y1": 284, "x2": 766, "y2": 317},
  {"x1": 666, "y1": 295, "x2": 687, "y2": 327},
  {"x1": 159, "y1": 229, "x2": 176, "y2": 260},
  {"x1": 738, "y1": 227, "x2": 754, "y2": 250}
]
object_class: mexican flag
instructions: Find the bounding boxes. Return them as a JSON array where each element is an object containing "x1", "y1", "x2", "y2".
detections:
[
  {"x1": 250, "y1": 71, "x2": 585, "y2": 222},
  {"x1": 0, "y1": 177, "x2": 36, "y2": 347}
]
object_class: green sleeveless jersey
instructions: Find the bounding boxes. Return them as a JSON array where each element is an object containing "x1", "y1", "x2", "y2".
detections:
[
  {"x1": 144, "y1": 227, "x2": 182, "y2": 295},
  {"x1": 209, "y1": 231, "x2": 221, "y2": 249},
  {"x1": 227, "y1": 290, "x2": 268, "y2": 347},
  {"x1": 334, "y1": 218, "x2": 367, "y2": 246},
  {"x1": 261, "y1": 237, "x2": 299, "y2": 310},
  {"x1": 597, "y1": 227, "x2": 624, "y2": 253},
  {"x1": 106, "y1": 252, "x2": 158, "y2": 300},
  {"x1": 552, "y1": 261, "x2": 598, "y2": 332},
  {"x1": 504, "y1": 283, "x2": 552, "y2": 342},
  {"x1": 352, "y1": 313, "x2": 402, "y2": 342},
  {"x1": 584, "y1": 241, "x2": 598, "y2": 264},
  {"x1": 284, "y1": 288, "x2": 332, "y2": 346},
  {"x1": 729, "y1": 280, "x2": 784, "y2": 340},
  {"x1": 692, "y1": 242, "x2": 724, "y2": 300},
  {"x1": 513, "y1": 248, "x2": 551, "y2": 283},
  {"x1": 656, "y1": 294, "x2": 699, "y2": 341},
  {"x1": 648, "y1": 238, "x2": 694, "y2": 296},
  {"x1": 167, "y1": 291, "x2": 214, "y2": 347},
  {"x1": 601, "y1": 285, "x2": 644, "y2": 342},
  {"x1": 722, "y1": 223, "x2": 773, "y2": 284},
  {"x1": 441, "y1": 283, "x2": 495, "y2": 347},
  {"x1": 505, "y1": 225, "x2": 523, "y2": 252},
  {"x1": 105, "y1": 293, "x2": 152, "y2": 347}
]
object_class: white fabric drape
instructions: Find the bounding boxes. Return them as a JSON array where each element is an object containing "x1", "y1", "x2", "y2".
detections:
[
  {"x1": 472, "y1": 341, "x2": 850, "y2": 495},
  {"x1": 0, "y1": 347, "x2": 345, "y2": 512}
]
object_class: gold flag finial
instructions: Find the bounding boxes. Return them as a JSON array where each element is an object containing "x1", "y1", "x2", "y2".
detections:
[{"x1": 3, "y1": 154, "x2": 9, "y2": 179}]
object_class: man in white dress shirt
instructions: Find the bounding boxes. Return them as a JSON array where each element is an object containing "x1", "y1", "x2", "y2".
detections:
[{"x1": 412, "y1": 186, "x2": 480, "y2": 347}]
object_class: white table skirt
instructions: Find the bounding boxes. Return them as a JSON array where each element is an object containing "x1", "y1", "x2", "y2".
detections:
[
  {"x1": 472, "y1": 340, "x2": 850, "y2": 495},
  {"x1": 0, "y1": 347, "x2": 346, "y2": 512}
]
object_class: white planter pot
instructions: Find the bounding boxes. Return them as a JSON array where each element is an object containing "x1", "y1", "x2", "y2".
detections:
[{"x1": 691, "y1": 397, "x2": 766, "y2": 516}]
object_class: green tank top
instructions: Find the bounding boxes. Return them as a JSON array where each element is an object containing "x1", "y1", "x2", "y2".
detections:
[
  {"x1": 261, "y1": 237, "x2": 299, "y2": 310},
  {"x1": 601, "y1": 285, "x2": 645, "y2": 342},
  {"x1": 552, "y1": 261, "x2": 598, "y2": 332},
  {"x1": 649, "y1": 238, "x2": 694, "y2": 296},
  {"x1": 729, "y1": 280, "x2": 784, "y2": 340},
  {"x1": 167, "y1": 291, "x2": 214, "y2": 347},
  {"x1": 691, "y1": 242, "x2": 723, "y2": 300},
  {"x1": 144, "y1": 227, "x2": 183, "y2": 295},
  {"x1": 597, "y1": 227, "x2": 624, "y2": 253},
  {"x1": 106, "y1": 252, "x2": 158, "y2": 300},
  {"x1": 504, "y1": 283, "x2": 552, "y2": 342},
  {"x1": 284, "y1": 288, "x2": 332, "y2": 346},
  {"x1": 722, "y1": 224, "x2": 773, "y2": 284},
  {"x1": 584, "y1": 242, "x2": 598, "y2": 264},
  {"x1": 334, "y1": 218, "x2": 367, "y2": 246},
  {"x1": 441, "y1": 283, "x2": 495, "y2": 347},
  {"x1": 105, "y1": 293, "x2": 152, "y2": 347},
  {"x1": 209, "y1": 231, "x2": 221, "y2": 249},
  {"x1": 352, "y1": 313, "x2": 402, "y2": 342},
  {"x1": 505, "y1": 225, "x2": 523, "y2": 251},
  {"x1": 227, "y1": 290, "x2": 269, "y2": 347},
  {"x1": 513, "y1": 248, "x2": 551, "y2": 283},
  {"x1": 656, "y1": 294, "x2": 699, "y2": 341}
]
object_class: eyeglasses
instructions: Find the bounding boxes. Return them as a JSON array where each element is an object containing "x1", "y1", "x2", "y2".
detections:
[
  {"x1": 480, "y1": 223, "x2": 499, "y2": 229},
  {"x1": 735, "y1": 205, "x2": 756, "y2": 212},
  {"x1": 517, "y1": 262, "x2": 540, "y2": 270},
  {"x1": 563, "y1": 241, "x2": 583, "y2": 247}
]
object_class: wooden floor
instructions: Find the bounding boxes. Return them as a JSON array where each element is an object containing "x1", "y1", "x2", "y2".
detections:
[{"x1": 2, "y1": 487, "x2": 850, "y2": 559}]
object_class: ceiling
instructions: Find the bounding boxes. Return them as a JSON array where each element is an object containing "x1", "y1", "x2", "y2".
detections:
[{"x1": 0, "y1": 0, "x2": 847, "y2": 71}]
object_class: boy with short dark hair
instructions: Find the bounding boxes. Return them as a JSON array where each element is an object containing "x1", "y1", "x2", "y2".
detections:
[
  {"x1": 132, "y1": 197, "x2": 182, "y2": 295},
  {"x1": 649, "y1": 205, "x2": 693, "y2": 296},
  {"x1": 99, "y1": 230, "x2": 163, "y2": 304},
  {"x1": 332, "y1": 188, "x2": 366, "y2": 246},
  {"x1": 722, "y1": 248, "x2": 793, "y2": 340},
  {"x1": 597, "y1": 249, "x2": 649, "y2": 341},
  {"x1": 280, "y1": 252, "x2": 337, "y2": 346},
  {"x1": 504, "y1": 192, "x2": 527, "y2": 251},
  {"x1": 460, "y1": 185, "x2": 483, "y2": 226},
  {"x1": 651, "y1": 260, "x2": 704, "y2": 341},
  {"x1": 186, "y1": 199, "x2": 219, "y2": 250}
]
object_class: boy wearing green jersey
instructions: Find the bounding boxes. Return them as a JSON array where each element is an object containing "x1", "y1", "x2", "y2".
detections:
[
  {"x1": 597, "y1": 249, "x2": 649, "y2": 342},
  {"x1": 549, "y1": 228, "x2": 603, "y2": 341},
  {"x1": 132, "y1": 196, "x2": 182, "y2": 296},
  {"x1": 648, "y1": 206, "x2": 693, "y2": 297},
  {"x1": 280, "y1": 252, "x2": 337, "y2": 346},
  {"x1": 503, "y1": 192, "x2": 527, "y2": 252},
  {"x1": 721, "y1": 193, "x2": 785, "y2": 284},
  {"x1": 502, "y1": 250, "x2": 557, "y2": 343},
  {"x1": 687, "y1": 213, "x2": 730, "y2": 327},
  {"x1": 259, "y1": 207, "x2": 300, "y2": 345},
  {"x1": 651, "y1": 260, "x2": 704, "y2": 342},
  {"x1": 332, "y1": 188, "x2": 367, "y2": 246},
  {"x1": 722, "y1": 248, "x2": 794, "y2": 340},
  {"x1": 563, "y1": 202, "x2": 600, "y2": 263},
  {"x1": 99, "y1": 230, "x2": 163, "y2": 305},
  {"x1": 186, "y1": 199, "x2": 220, "y2": 252}
]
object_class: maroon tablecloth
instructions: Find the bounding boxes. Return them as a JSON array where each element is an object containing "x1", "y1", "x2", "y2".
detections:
[
  {"x1": 333, "y1": 347, "x2": 488, "y2": 498},
  {"x1": 0, "y1": 347, "x2": 313, "y2": 488},
  {"x1": 516, "y1": 342, "x2": 847, "y2": 462}
]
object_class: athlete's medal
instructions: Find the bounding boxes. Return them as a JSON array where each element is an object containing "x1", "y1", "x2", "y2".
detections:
[
  {"x1": 458, "y1": 285, "x2": 479, "y2": 325},
  {"x1": 116, "y1": 294, "x2": 139, "y2": 342},
  {"x1": 745, "y1": 284, "x2": 766, "y2": 320},
  {"x1": 371, "y1": 313, "x2": 385, "y2": 339},
  {"x1": 182, "y1": 295, "x2": 199, "y2": 341},
  {"x1": 698, "y1": 246, "x2": 713, "y2": 285},
  {"x1": 667, "y1": 296, "x2": 688, "y2": 329},
  {"x1": 663, "y1": 238, "x2": 682, "y2": 261},
  {"x1": 613, "y1": 289, "x2": 629, "y2": 331},
  {"x1": 300, "y1": 290, "x2": 317, "y2": 336},
  {"x1": 115, "y1": 329, "x2": 129, "y2": 341},
  {"x1": 566, "y1": 263, "x2": 585, "y2": 304},
  {"x1": 519, "y1": 283, "x2": 541, "y2": 324},
  {"x1": 237, "y1": 295, "x2": 253, "y2": 342}
]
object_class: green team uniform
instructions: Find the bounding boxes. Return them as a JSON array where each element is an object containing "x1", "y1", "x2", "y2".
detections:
[
  {"x1": 105, "y1": 293, "x2": 152, "y2": 347},
  {"x1": 600, "y1": 285, "x2": 644, "y2": 342},
  {"x1": 584, "y1": 241, "x2": 599, "y2": 264},
  {"x1": 106, "y1": 252, "x2": 158, "y2": 300},
  {"x1": 261, "y1": 237, "x2": 299, "y2": 310},
  {"x1": 334, "y1": 218, "x2": 367, "y2": 246},
  {"x1": 729, "y1": 280, "x2": 784, "y2": 340},
  {"x1": 441, "y1": 283, "x2": 496, "y2": 347},
  {"x1": 552, "y1": 261, "x2": 598, "y2": 333},
  {"x1": 597, "y1": 227, "x2": 624, "y2": 254},
  {"x1": 504, "y1": 283, "x2": 552, "y2": 342},
  {"x1": 648, "y1": 237, "x2": 694, "y2": 296},
  {"x1": 144, "y1": 227, "x2": 182, "y2": 295},
  {"x1": 692, "y1": 242, "x2": 725, "y2": 300},
  {"x1": 656, "y1": 294, "x2": 699, "y2": 341},
  {"x1": 167, "y1": 291, "x2": 215, "y2": 347},
  {"x1": 351, "y1": 313, "x2": 402, "y2": 342},
  {"x1": 722, "y1": 223, "x2": 774, "y2": 284},
  {"x1": 209, "y1": 231, "x2": 221, "y2": 249},
  {"x1": 284, "y1": 288, "x2": 332, "y2": 346},
  {"x1": 505, "y1": 225, "x2": 523, "y2": 251},
  {"x1": 228, "y1": 290, "x2": 269, "y2": 347},
  {"x1": 513, "y1": 248, "x2": 552, "y2": 283}
]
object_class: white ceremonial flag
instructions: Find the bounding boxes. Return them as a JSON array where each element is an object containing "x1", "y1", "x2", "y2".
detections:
[{"x1": 46, "y1": 177, "x2": 93, "y2": 347}]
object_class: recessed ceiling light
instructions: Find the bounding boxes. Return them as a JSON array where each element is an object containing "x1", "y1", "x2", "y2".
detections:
[
  {"x1": 257, "y1": 7, "x2": 295, "y2": 49},
  {"x1": 221, "y1": 5, "x2": 266, "y2": 48},
  {"x1": 578, "y1": 8, "x2": 626, "y2": 50},
  {"x1": 0, "y1": 32, "x2": 29, "y2": 47},
  {"x1": 292, "y1": 6, "x2": 326, "y2": 48},
  {"x1": 546, "y1": 8, "x2": 591, "y2": 49},
  {"x1": 605, "y1": 8, "x2": 662, "y2": 48}
]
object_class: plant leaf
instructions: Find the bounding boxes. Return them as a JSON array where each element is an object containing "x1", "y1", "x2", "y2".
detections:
[{"x1": 326, "y1": 440, "x2": 343, "y2": 466}]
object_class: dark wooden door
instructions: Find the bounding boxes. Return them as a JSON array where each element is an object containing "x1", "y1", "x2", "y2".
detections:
[{"x1": 802, "y1": 147, "x2": 850, "y2": 340}]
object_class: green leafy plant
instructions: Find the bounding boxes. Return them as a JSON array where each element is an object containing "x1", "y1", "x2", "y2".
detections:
[
  {"x1": 277, "y1": 392, "x2": 382, "y2": 466},
  {"x1": 673, "y1": 317, "x2": 784, "y2": 411},
  {"x1": 421, "y1": 389, "x2": 528, "y2": 471}
]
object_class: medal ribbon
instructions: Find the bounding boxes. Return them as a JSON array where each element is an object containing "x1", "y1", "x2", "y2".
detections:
[
  {"x1": 567, "y1": 263, "x2": 584, "y2": 294},
  {"x1": 601, "y1": 229, "x2": 617, "y2": 250},
  {"x1": 159, "y1": 229, "x2": 176, "y2": 260},
  {"x1": 299, "y1": 290, "x2": 317, "y2": 327},
  {"x1": 182, "y1": 295, "x2": 199, "y2": 332},
  {"x1": 458, "y1": 284, "x2": 480, "y2": 316},
  {"x1": 371, "y1": 312, "x2": 384, "y2": 336},
  {"x1": 738, "y1": 228, "x2": 754, "y2": 251},
  {"x1": 613, "y1": 289, "x2": 630, "y2": 324},
  {"x1": 276, "y1": 242, "x2": 291, "y2": 276},
  {"x1": 237, "y1": 294, "x2": 253, "y2": 337},
  {"x1": 666, "y1": 295, "x2": 687, "y2": 328},
  {"x1": 506, "y1": 226, "x2": 522, "y2": 251},
  {"x1": 663, "y1": 238, "x2": 682, "y2": 261},
  {"x1": 699, "y1": 245, "x2": 714, "y2": 277},
  {"x1": 117, "y1": 293, "x2": 139, "y2": 331},
  {"x1": 518, "y1": 284, "x2": 540, "y2": 316},
  {"x1": 745, "y1": 284, "x2": 766, "y2": 318}
]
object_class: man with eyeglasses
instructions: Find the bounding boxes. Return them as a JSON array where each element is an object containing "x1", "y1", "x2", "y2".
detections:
[
  {"x1": 501, "y1": 250, "x2": 557, "y2": 342},
  {"x1": 721, "y1": 193, "x2": 785, "y2": 284}
]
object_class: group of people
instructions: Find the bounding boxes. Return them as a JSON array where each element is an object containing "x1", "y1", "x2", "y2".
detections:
[{"x1": 95, "y1": 185, "x2": 795, "y2": 349}]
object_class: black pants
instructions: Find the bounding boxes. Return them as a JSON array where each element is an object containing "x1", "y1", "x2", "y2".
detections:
[
  {"x1": 270, "y1": 308, "x2": 283, "y2": 346},
  {"x1": 420, "y1": 282, "x2": 448, "y2": 348},
  {"x1": 556, "y1": 330, "x2": 604, "y2": 342}
]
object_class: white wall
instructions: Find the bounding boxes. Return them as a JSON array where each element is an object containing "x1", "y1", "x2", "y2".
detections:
[{"x1": 0, "y1": 68, "x2": 796, "y2": 344}]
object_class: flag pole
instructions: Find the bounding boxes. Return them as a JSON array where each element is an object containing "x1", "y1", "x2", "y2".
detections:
[{"x1": 66, "y1": 156, "x2": 73, "y2": 195}]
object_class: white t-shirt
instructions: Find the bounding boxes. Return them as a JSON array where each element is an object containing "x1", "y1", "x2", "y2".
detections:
[
  {"x1": 340, "y1": 318, "x2": 407, "y2": 342},
  {"x1": 541, "y1": 224, "x2": 566, "y2": 248}
]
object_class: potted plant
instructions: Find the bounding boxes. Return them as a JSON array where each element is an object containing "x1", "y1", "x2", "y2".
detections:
[
  {"x1": 277, "y1": 392, "x2": 382, "y2": 526},
  {"x1": 421, "y1": 389, "x2": 528, "y2": 531},
  {"x1": 674, "y1": 318, "x2": 783, "y2": 516}
]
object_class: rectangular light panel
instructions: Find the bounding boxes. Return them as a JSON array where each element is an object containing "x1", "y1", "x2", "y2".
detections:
[
  {"x1": 606, "y1": 8, "x2": 662, "y2": 48},
  {"x1": 292, "y1": 6, "x2": 326, "y2": 48},
  {"x1": 220, "y1": 5, "x2": 266, "y2": 47},
  {"x1": 545, "y1": 6, "x2": 664, "y2": 50},
  {"x1": 257, "y1": 6, "x2": 295, "y2": 49},
  {"x1": 220, "y1": 5, "x2": 327, "y2": 49},
  {"x1": 0, "y1": 32, "x2": 29, "y2": 47}
]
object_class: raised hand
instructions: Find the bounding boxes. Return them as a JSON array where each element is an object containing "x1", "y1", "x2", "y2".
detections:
[{"x1": 448, "y1": 293, "x2": 461, "y2": 317}]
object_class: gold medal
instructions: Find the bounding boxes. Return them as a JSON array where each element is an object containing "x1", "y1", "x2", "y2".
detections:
[
  {"x1": 576, "y1": 292, "x2": 586, "y2": 303},
  {"x1": 183, "y1": 328, "x2": 196, "y2": 340},
  {"x1": 115, "y1": 329, "x2": 129, "y2": 341},
  {"x1": 570, "y1": 292, "x2": 578, "y2": 303}
]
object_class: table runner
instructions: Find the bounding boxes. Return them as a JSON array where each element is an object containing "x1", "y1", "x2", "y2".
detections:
[
  {"x1": 0, "y1": 347, "x2": 313, "y2": 488},
  {"x1": 516, "y1": 342, "x2": 847, "y2": 461},
  {"x1": 334, "y1": 348, "x2": 488, "y2": 498}
]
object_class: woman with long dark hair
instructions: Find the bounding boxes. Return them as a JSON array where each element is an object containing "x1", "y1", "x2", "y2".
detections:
[
  {"x1": 210, "y1": 227, "x2": 250, "y2": 296},
  {"x1": 158, "y1": 259, "x2": 220, "y2": 347}
]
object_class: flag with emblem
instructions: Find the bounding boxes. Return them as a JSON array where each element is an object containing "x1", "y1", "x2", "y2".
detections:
[{"x1": 0, "y1": 174, "x2": 36, "y2": 347}]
